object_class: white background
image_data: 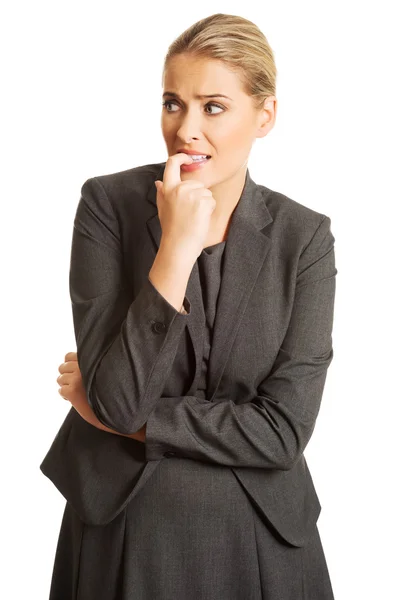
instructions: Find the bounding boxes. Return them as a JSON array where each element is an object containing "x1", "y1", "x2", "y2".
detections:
[{"x1": 2, "y1": 1, "x2": 399, "y2": 598}]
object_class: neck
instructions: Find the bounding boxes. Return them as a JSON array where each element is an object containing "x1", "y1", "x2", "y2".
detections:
[{"x1": 208, "y1": 163, "x2": 248, "y2": 230}]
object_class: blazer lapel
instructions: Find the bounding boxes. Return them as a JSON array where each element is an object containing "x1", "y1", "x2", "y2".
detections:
[
  {"x1": 207, "y1": 169, "x2": 273, "y2": 401},
  {"x1": 146, "y1": 163, "x2": 273, "y2": 401}
]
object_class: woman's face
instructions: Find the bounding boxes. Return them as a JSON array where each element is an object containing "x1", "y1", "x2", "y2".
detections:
[{"x1": 161, "y1": 54, "x2": 276, "y2": 187}]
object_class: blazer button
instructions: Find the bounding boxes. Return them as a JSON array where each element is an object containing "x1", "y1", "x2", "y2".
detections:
[
  {"x1": 163, "y1": 451, "x2": 177, "y2": 458},
  {"x1": 151, "y1": 321, "x2": 166, "y2": 334}
]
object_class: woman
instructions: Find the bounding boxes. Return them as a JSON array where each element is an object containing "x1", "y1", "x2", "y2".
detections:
[{"x1": 43, "y1": 12, "x2": 337, "y2": 599}]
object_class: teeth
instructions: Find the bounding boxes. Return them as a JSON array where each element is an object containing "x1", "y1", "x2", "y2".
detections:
[{"x1": 191, "y1": 155, "x2": 208, "y2": 161}]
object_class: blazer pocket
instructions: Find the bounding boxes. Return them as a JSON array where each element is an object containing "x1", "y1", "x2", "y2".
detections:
[
  {"x1": 40, "y1": 408, "x2": 160, "y2": 525},
  {"x1": 230, "y1": 455, "x2": 321, "y2": 547}
]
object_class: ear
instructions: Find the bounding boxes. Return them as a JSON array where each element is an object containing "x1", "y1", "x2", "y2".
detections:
[{"x1": 257, "y1": 96, "x2": 277, "y2": 139}]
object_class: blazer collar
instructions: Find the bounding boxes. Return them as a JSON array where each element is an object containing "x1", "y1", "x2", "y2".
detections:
[{"x1": 146, "y1": 162, "x2": 273, "y2": 401}]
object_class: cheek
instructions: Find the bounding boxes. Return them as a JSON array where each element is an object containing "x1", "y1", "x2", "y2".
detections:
[
  {"x1": 161, "y1": 116, "x2": 175, "y2": 134},
  {"x1": 161, "y1": 122, "x2": 173, "y2": 137},
  {"x1": 218, "y1": 132, "x2": 251, "y2": 159},
  {"x1": 214, "y1": 118, "x2": 252, "y2": 149}
]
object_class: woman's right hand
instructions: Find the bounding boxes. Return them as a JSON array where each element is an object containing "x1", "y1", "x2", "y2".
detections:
[{"x1": 154, "y1": 153, "x2": 216, "y2": 259}]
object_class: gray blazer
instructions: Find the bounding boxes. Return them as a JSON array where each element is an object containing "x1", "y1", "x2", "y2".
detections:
[{"x1": 40, "y1": 160, "x2": 337, "y2": 549}]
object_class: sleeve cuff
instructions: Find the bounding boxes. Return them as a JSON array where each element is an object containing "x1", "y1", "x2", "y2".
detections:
[
  {"x1": 144, "y1": 396, "x2": 198, "y2": 461},
  {"x1": 146, "y1": 276, "x2": 191, "y2": 316}
]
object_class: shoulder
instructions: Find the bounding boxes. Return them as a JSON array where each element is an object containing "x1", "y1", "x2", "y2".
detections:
[
  {"x1": 258, "y1": 182, "x2": 334, "y2": 254},
  {"x1": 93, "y1": 161, "x2": 163, "y2": 194},
  {"x1": 80, "y1": 161, "x2": 163, "y2": 214}
]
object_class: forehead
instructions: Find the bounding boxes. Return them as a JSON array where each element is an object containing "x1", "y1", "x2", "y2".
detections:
[{"x1": 163, "y1": 54, "x2": 245, "y2": 97}]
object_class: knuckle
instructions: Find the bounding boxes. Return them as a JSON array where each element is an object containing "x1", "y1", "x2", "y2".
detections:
[{"x1": 71, "y1": 374, "x2": 79, "y2": 386}]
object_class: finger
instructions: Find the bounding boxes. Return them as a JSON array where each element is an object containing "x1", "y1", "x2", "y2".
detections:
[
  {"x1": 162, "y1": 153, "x2": 193, "y2": 195},
  {"x1": 65, "y1": 351, "x2": 77, "y2": 361},
  {"x1": 58, "y1": 361, "x2": 78, "y2": 374},
  {"x1": 58, "y1": 386, "x2": 69, "y2": 400}
]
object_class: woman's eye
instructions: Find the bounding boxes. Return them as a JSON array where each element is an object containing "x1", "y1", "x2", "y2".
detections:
[
  {"x1": 205, "y1": 103, "x2": 224, "y2": 114},
  {"x1": 161, "y1": 101, "x2": 179, "y2": 112},
  {"x1": 161, "y1": 101, "x2": 224, "y2": 115}
]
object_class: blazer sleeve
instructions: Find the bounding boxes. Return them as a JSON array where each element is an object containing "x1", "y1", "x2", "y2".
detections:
[
  {"x1": 144, "y1": 215, "x2": 337, "y2": 470},
  {"x1": 70, "y1": 176, "x2": 191, "y2": 433}
]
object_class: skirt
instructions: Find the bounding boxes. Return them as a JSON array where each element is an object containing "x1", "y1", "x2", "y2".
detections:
[{"x1": 48, "y1": 456, "x2": 335, "y2": 599}]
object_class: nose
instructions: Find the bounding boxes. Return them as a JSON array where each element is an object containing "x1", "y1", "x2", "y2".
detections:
[{"x1": 176, "y1": 107, "x2": 202, "y2": 143}]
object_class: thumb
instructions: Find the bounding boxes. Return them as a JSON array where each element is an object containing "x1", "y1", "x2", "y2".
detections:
[{"x1": 154, "y1": 180, "x2": 163, "y2": 192}]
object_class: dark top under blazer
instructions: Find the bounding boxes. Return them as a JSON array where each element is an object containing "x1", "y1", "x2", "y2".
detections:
[{"x1": 40, "y1": 161, "x2": 337, "y2": 548}]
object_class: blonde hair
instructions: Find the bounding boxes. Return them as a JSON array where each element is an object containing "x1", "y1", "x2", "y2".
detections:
[{"x1": 162, "y1": 13, "x2": 277, "y2": 110}]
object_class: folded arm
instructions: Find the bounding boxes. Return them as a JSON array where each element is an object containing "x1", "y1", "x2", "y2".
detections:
[{"x1": 144, "y1": 215, "x2": 337, "y2": 470}]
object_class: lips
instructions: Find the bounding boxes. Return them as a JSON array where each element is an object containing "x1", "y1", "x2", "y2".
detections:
[
  {"x1": 177, "y1": 149, "x2": 211, "y2": 157},
  {"x1": 180, "y1": 156, "x2": 211, "y2": 171}
]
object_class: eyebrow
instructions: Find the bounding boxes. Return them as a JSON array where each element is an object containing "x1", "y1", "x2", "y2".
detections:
[{"x1": 162, "y1": 91, "x2": 233, "y2": 101}]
